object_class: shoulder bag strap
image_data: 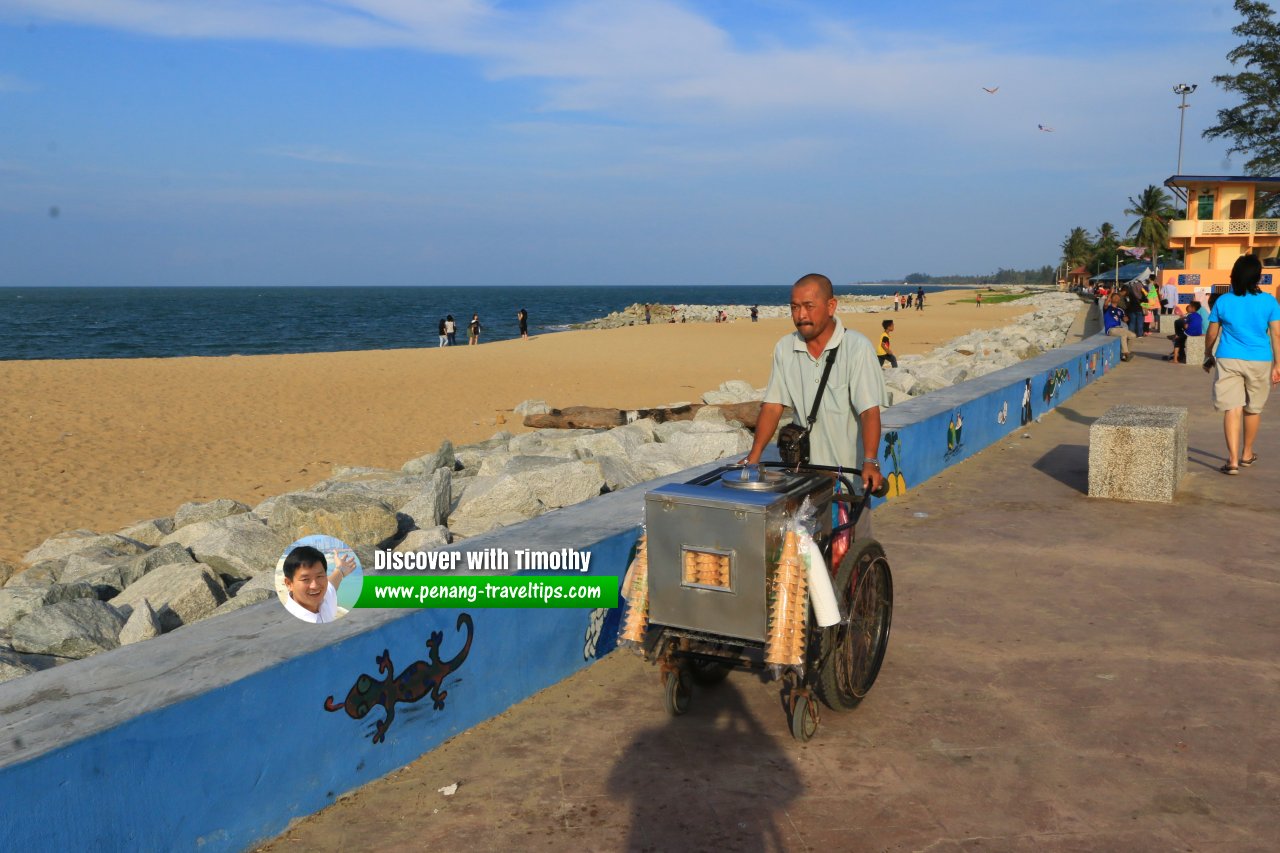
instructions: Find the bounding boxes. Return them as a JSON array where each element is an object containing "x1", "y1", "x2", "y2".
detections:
[{"x1": 806, "y1": 345, "x2": 840, "y2": 428}]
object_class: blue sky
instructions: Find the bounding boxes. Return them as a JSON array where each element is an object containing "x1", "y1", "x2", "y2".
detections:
[{"x1": 0, "y1": 0, "x2": 1252, "y2": 286}]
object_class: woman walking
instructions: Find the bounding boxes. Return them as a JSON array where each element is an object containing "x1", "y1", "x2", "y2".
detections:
[
  {"x1": 1204, "y1": 254, "x2": 1280, "y2": 474},
  {"x1": 468, "y1": 313, "x2": 482, "y2": 346}
]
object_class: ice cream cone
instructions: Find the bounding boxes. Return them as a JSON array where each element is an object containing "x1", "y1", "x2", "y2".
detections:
[{"x1": 619, "y1": 535, "x2": 650, "y2": 644}]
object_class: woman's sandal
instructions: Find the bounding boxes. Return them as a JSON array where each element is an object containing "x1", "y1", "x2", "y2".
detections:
[
  {"x1": 1240, "y1": 455, "x2": 1259, "y2": 467},
  {"x1": 1219, "y1": 464, "x2": 1239, "y2": 475}
]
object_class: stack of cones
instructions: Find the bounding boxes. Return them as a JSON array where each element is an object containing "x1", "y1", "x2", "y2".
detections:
[
  {"x1": 765, "y1": 531, "x2": 808, "y2": 666},
  {"x1": 619, "y1": 535, "x2": 650, "y2": 644},
  {"x1": 683, "y1": 550, "x2": 729, "y2": 588}
]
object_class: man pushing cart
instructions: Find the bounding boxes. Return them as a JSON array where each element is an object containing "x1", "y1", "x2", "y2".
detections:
[{"x1": 617, "y1": 274, "x2": 894, "y2": 740}]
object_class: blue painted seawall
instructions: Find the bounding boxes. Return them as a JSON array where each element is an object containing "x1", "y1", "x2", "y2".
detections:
[{"x1": 0, "y1": 332, "x2": 1120, "y2": 851}]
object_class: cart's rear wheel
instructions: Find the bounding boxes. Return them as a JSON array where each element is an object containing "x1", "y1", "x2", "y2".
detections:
[
  {"x1": 816, "y1": 539, "x2": 892, "y2": 711},
  {"x1": 662, "y1": 669, "x2": 692, "y2": 716},
  {"x1": 789, "y1": 693, "x2": 818, "y2": 742}
]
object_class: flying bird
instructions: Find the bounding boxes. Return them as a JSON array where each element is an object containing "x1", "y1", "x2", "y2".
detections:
[
  {"x1": 982, "y1": 86, "x2": 999, "y2": 94},
  {"x1": 1038, "y1": 124, "x2": 1055, "y2": 132}
]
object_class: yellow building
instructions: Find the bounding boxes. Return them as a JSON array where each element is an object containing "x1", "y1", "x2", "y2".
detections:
[{"x1": 1163, "y1": 175, "x2": 1280, "y2": 302}]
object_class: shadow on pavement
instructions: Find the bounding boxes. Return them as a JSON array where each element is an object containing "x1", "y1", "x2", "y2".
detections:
[
  {"x1": 1031, "y1": 443, "x2": 1089, "y2": 493},
  {"x1": 606, "y1": 678, "x2": 800, "y2": 852}
]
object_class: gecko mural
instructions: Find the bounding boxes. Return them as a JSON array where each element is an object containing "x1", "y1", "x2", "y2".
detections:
[{"x1": 324, "y1": 613, "x2": 474, "y2": 743}]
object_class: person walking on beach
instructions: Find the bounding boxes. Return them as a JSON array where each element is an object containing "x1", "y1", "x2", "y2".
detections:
[
  {"x1": 1204, "y1": 254, "x2": 1280, "y2": 475},
  {"x1": 916, "y1": 286, "x2": 925, "y2": 311},
  {"x1": 1103, "y1": 293, "x2": 1136, "y2": 361},
  {"x1": 751, "y1": 305, "x2": 759, "y2": 322},
  {"x1": 877, "y1": 320, "x2": 897, "y2": 368},
  {"x1": 893, "y1": 292, "x2": 901, "y2": 312},
  {"x1": 445, "y1": 315, "x2": 457, "y2": 346},
  {"x1": 437, "y1": 318, "x2": 447, "y2": 348},
  {"x1": 745, "y1": 273, "x2": 887, "y2": 508},
  {"x1": 468, "y1": 313, "x2": 482, "y2": 346},
  {"x1": 975, "y1": 292, "x2": 982, "y2": 308},
  {"x1": 517, "y1": 307, "x2": 529, "y2": 339},
  {"x1": 644, "y1": 304, "x2": 651, "y2": 325}
]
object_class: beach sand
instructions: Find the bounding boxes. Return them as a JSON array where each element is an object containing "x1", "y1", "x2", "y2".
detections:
[{"x1": 0, "y1": 290, "x2": 1033, "y2": 564}]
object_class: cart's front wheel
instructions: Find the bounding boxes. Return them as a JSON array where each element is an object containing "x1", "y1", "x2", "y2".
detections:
[
  {"x1": 789, "y1": 693, "x2": 818, "y2": 742},
  {"x1": 662, "y1": 669, "x2": 693, "y2": 716},
  {"x1": 816, "y1": 539, "x2": 893, "y2": 711}
]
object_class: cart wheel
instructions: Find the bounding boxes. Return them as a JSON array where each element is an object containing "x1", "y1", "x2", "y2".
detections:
[
  {"x1": 816, "y1": 539, "x2": 893, "y2": 711},
  {"x1": 789, "y1": 693, "x2": 818, "y2": 742},
  {"x1": 688, "y1": 644, "x2": 738, "y2": 686},
  {"x1": 662, "y1": 669, "x2": 693, "y2": 716}
]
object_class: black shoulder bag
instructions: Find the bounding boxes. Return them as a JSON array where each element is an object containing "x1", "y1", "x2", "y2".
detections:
[{"x1": 777, "y1": 346, "x2": 839, "y2": 467}]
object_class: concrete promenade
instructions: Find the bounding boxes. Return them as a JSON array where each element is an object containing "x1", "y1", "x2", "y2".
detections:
[{"x1": 259, "y1": 331, "x2": 1278, "y2": 853}]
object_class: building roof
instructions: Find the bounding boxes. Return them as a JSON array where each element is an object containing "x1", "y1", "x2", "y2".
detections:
[
  {"x1": 1165, "y1": 175, "x2": 1280, "y2": 190},
  {"x1": 1090, "y1": 262, "x2": 1153, "y2": 283}
]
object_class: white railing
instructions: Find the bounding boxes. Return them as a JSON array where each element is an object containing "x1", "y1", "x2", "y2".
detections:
[{"x1": 1189, "y1": 218, "x2": 1280, "y2": 237}]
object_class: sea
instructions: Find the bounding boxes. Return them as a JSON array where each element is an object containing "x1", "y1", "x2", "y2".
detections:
[{"x1": 0, "y1": 284, "x2": 954, "y2": 361}]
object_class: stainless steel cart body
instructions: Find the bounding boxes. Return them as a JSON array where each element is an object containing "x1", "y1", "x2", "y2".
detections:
[
  {"x1": 645, "y1": 468, "x2": 832, "y2": 643},
  {"x1": 636, "y1": 463, "x2": 893, "y2": 741}
]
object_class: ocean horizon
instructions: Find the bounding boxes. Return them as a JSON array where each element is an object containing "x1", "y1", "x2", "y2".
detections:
[{"x1": 0, "y1": 283, "x2": 960, "y2": 361}]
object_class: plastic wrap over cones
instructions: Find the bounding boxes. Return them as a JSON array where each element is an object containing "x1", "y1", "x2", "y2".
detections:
[
  {"x1": 619, "y1": 534, "x2": 650, "y2": 645},
  {"x1": 765, "y1": 530, "x2": 808, "y2": 666}
]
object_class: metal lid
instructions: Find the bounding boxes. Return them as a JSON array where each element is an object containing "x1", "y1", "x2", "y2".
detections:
[{"x1": 719, "y1": 466, "x2": 802, "y2": 491}]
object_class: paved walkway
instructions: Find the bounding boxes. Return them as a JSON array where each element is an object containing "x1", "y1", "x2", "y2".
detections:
[{"x1": 259, "y1": 331, "x2": 1278, "y2": 853}]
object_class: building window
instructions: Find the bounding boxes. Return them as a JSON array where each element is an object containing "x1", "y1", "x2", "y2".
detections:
[
  {"x1": 1229, "y1": 198, "x2": 1247, "y2": 219},
  {"x1": 1197, "y1": 191, "x2": 1215, "y2": 220}
]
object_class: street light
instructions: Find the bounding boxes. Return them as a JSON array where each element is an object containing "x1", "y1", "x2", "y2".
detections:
[{"x1": 1173, "y1": 83, "x2": 1197, "y2": 176}]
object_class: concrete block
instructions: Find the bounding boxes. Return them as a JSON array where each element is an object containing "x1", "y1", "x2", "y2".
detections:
[
  {"x1": 1184, "y1": 335, "x2": 1205, "y2": 365},
  {"x1": 1088, "y1": 405, "x2": 1188, "y2": 502}
]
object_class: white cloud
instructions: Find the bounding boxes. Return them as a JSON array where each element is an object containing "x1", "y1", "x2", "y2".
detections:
[{"x1": 2, "y1": 0, "x2": 1228, "y2": 133}]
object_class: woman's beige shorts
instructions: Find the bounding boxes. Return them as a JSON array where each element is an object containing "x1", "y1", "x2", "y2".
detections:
[{"x1": 1213, "y1": 358, "x2": 1273, "y2": 413}]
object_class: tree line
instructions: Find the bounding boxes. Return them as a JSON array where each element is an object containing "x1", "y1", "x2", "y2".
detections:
[{"x1": 899, "y1": 268, "x2": 1057, "y2": 285}]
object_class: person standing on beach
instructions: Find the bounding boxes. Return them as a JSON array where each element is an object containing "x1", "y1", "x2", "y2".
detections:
[
  {"x1": 468, "y1": 313, "x2": 482, "y2": 346},
  {"x1": 445, "y1": 315, "x2": 457, "y2": 346},
  {"x1": 877, "y1": 320, "x2": 897, "y2": 368},
  {"x1": 975, "y1": 292, "x2": 982, "y2": 308},
  {"x1": 745, "y1": 273, "x2": 887, "y2": 503},
  {"x1": 644, "y1": 304, "x2": 651, "y2": 325},
  {"x1": 751, "y1": 305, "x2": 759, "y2": 322},
  {"x1": 517, "y1": 307, "x2": 529, "y2": 339},
  {"x1": 1204, "y1": 254, "x2": 1280, "y2": 474},
  {"x1": 916, "y1": 287, "x2": 925, "y2": 311},
  {"x1": 893, "y1": 292, "x2": 901, "y2": 312},
  {"x1": 437, "y1": 318, "x2": 447, "y2": 348}
]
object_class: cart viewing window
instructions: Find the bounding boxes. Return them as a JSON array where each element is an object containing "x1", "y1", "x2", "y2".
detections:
[{"x1": 682, "y1": 547, "x2": 733, "y2": 591}]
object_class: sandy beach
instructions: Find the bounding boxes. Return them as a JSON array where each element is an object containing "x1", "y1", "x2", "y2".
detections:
[{"x1": 0, "y1": 290, "x2": 1038, "y2": 564}]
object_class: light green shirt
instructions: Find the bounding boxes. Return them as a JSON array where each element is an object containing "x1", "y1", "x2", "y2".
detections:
[{"x1": 762, "y1": 317, "x2": 888, "y2": 468}]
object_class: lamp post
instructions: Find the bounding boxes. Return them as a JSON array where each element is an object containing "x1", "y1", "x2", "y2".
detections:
[{"x1": 1173, "y1": 83, "x2": 1197, "y2": 176}]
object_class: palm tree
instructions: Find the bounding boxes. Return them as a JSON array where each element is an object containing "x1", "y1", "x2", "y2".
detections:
[
  {"x1": 1093, "y1": 222, "x2": 1120, "y2": 270},
  {"x1": 1124, "y1": 186, "x2": 1177, "y2": 267},
  {"x1": 1060, "y1": 226, "x2": 1093, "y2": 269}
]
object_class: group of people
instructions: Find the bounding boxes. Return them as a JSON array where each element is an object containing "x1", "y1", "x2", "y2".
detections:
[
  {"x1": 891, "y1": 287, "x2": 927, "y2": 312},
  {"x1": 1103, "y1": 255, "x2": 1280, "y2": 476},
  {"x1": 436, "y1": 308, "x2": 530, "y2": 347}
]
